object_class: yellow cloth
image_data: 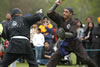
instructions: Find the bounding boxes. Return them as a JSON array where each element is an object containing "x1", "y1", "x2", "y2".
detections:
[
  {"x1": 39, "y1": 25, "x2": 47, "y2": 33},
  {"x1": 48, "y1": 24, "x2": 53, "y2": 28},
  {"x1": 39, "y1": 24, "x2": 53, "y2": 35},
  {"x1": 0, "y1": 24, "x2": 3, "y2": 35}
]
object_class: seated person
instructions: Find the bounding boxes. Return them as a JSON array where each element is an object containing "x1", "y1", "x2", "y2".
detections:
[{"x1": 38, "y1": 41, "x2": 54, "y2": 65}]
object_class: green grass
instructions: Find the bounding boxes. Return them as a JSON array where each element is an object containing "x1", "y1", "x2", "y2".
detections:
[
  {"x1": 8, "y1": 52, "x2": 88, "y2": 67},
  {"x1": 11, "y1": 62, "x2": 87, "y2": 67}
]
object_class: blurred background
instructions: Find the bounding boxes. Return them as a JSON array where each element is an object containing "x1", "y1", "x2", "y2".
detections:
[{"x1": 0, "y1": 0, "x2": 100, "y2": 24}]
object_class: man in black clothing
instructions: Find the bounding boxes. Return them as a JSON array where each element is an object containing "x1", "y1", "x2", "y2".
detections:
[
  {"x1": 1, "y1": 13, "x2": 11, "y2": 39},
  {"x1": 0, "y1": 8, "x2": 42, "y2": 67},
  {"x1": 91, "y1": 17, "x2": 100, "y2": 67},
  {"x1": 47, "y1": 0, "x2": 97, "y2": 67}
]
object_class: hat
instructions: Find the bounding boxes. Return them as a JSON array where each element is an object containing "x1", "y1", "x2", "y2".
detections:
[
  {"x1": 66, "y1": 7, "x2": 74, "y2": 15},
  {"x1": 43, "y1": 16, "x2": 48, "y2": 20},
  {"x1": 11, "y1": 8, "x2": 22, "y2": 17}
]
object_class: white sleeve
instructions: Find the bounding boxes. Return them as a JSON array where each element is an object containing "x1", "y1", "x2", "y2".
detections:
[
  {"x1": 32, "y1": 35, "x2": 37, "y2": 46},
  {"x1": 42, "y1": 34, "x2": 45, "y2": 46}
]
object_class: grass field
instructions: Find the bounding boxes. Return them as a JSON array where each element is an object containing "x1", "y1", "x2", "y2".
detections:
[
  {"x1": 13, "y1": 62, "x2": 87, "y2": 67},
  {"x1": 8, "y1": 52, "x2": 88, "y2": 67}
]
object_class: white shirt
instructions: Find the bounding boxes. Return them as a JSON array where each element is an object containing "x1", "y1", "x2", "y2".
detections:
[{"x1": 32, "y1": 33, "x2": 45, "y2": 47}]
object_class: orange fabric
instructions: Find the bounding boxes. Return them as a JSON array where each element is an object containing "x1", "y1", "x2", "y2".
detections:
[
  {"x1": 97, "y1": 17, "x2": 100, "y2": 22},
  {"x1": 39, "y1": 24, "x2": 53, "y2": 33},
  {"x1": 39, "y1": 25, "x2": 47, "y2": 33}
]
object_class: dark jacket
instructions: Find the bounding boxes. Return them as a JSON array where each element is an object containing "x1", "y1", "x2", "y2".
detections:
[
  {"x1": 42, "y1": 47, "x2": 54, "y2": 59},
  {"x1": 3, "y1": 13, "x2": 41, "y2": 54},
  {"x1": 92, "y1": 24, "x2": 100, "y2": 49},
  {"x1": 47, "y1": 11, "x2": 82, "y2": 52}
]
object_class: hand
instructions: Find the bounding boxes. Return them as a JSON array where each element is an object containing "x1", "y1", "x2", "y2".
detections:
[
  {"x1": 48, "y1": 21, "x2": 51, "y2": 24},
  {"x1": 36, "y1": 9, "x2": 43, "y2": 13},
  {"x1": 52, "y1": 35, "x2": 54, "y2": 39},
  {"x1": 55, "y1": 0, "x2": 62, "y2": 5},
  {"x1": 84, "y1": 36, "x2": 88, "y2": 40},
  {"x1": 44, "y1": 23, "x2": 48, "y2": 27},
  {"x1": 79, "y1": 38, "x2": 82, "y2": 40},
  {"x1": 48, "y1": 56, "x2": 51, "y2": 59}
]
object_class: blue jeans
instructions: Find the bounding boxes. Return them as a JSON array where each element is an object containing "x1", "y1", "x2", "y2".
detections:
[
  {"x1": 38, "y1": 59, "x2": 49, "y2": 65},
  {"x1": 35, "y1": 46, "x2": 43, "y2": 62}
]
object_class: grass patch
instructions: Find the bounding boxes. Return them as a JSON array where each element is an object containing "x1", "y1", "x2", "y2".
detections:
[{"x1": 10, "y1": 62, "x2": 87, "y2": 67}]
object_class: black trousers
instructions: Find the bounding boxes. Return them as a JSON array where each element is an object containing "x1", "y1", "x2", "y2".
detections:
[
  {"x1": 0, "y1": 53, "x2": 38, "y2": 67},
  {"x1": 90, "y1": 43, "x2": 100, "y2": 67},
  {"x1": 47, "y1": 46, "x2": 98, "y2": 67}
]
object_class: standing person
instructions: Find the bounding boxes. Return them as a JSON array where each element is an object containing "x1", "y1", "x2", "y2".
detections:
[
  {"x1": 1, "y1": 13, "x2": 11, "y2": 24},
  {"x1": 76, "y1": 20, "x2": 84, "y2": 41},
  {"x1": 47, "y1": 0, "x2": 97, "y2": 67},
  {"x1": 91, "y1": 17, "x2": 100, "y2": 67},
  {"x1": 1, "y1": 13, "x2": 11, "y2": 39},
  {"x1": 1, "y1": 13, "x2": 17, "y2": 67},
  {"x1": 84, "y1": 22, "x2": 94, "y2": 49},
  {"x1": 76, "y1": 20, "x2": 84, "y2": 64},
  {"x1": 86, "y1": 17, "x2": 93, "y2": 24},
  {"x1": 30, "y1": 24, "x2": 38, "y2": 59},
  {"x1": 32, "y1": 28, "x2": 45, "y2": 63},
  {"x1": 85, "y1": 17, "x2": 93, "y2": 30},
  {"x1": 0, "y1": 8, "x2": 42, "y2": 67},
  {"x1": 30, "y1": 24, "x2": 38, "y2": 47},
  {"x1": 39, "y1": 16, "x2": 53, "y2": 47}
]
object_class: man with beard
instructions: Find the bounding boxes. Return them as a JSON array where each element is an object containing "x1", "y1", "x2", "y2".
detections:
[{"x1": 47, "y1": 0, "x2": 98, "y2": 67}]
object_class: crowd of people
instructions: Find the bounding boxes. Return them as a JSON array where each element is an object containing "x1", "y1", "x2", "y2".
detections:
[
  {"x1": 0, "y1": 0, "x2": 100, "y2": 67},
  {"x1": 0, "y1": 11, "x2": 100, "y2": 66}
]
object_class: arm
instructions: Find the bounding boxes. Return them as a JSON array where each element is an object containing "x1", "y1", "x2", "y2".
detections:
[
  {"x1": 49, "y1": 0, "x2": 62, "y2": 11},
  {"x1": 93, "y1": 27, "x2": 100, "y2": 36},
  {"x1": 47, "y1": 0, "x2": 63, "y2": 24},
  {"x1": 24, "y1": 13, "x2": 43, "y2": 26},
  {"x1": 79, "y1": 29, "x2": 84, "y2": 40},
  {"x1": 32, "y1": 35, "x2": 37, "y2": 46},
  {"x1": 45, "y1": 27, "x2": 53, "y2": 34},
  {"x1": 44, "y1": 55, "x2": 51, "y2": 59},
  {"x1": 42, "y1": 34, "x2": 45, "y2": 45}
]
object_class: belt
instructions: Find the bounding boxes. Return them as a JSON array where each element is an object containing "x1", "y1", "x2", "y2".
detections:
[{"x1": 11, "y1": 36, "x2": 29, "y2": 40}]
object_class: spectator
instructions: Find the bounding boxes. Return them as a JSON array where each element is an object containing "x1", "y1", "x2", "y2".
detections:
[
  {"x1": 86, "y1": 16, "x2": 93, "y2": 24},
  {"x1": 84, "y1": 22, "x2": 94, "y2": 49},
  {"x1": 1, "y1": 13, "x2": 11, "y2": 23},
  {"x1": 39, "y1": 16, "x2": 53, "y2": 47},
  {"x1": 30, "y1": 24, "x2": 38, "y2": 61},
  {"x1": 1, "y1": 13, "x2": 17, "y2": 67},
  {"x1": 1, "y1": 13, "x2": 11, "y2": 50},
  {"x1": 85, "y1": 16, "x2": 93, "y2": 30},
  {"x1": 30, "y1": 24, "x2": 37, "y2": 47},
  {"x1": 38, "y1": 41, "x2": 54, "y2": 65},
  {"x1": 91, "y1": 17, "x2": 100, "y2": 67},
  {"x1": 52, "y1": 25, "x2": 58, "y2": 44},
  {"x1": 1, "y1": 13, "x2": 11, "y2": 39},
  {"x1": 32, "y1": 28, "x2": 45, "y2": 63},
  {"x1": 76, "y1": 20, "x2": 84, "y2": 41},
  {"x1": 37, "y1": 20, "x2": 42, "y2": 27}
]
